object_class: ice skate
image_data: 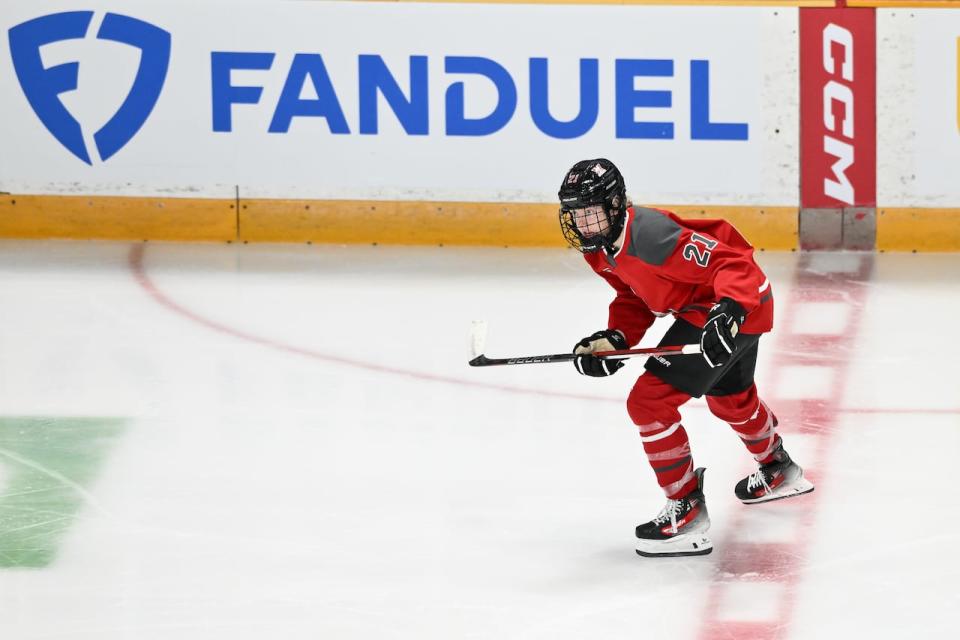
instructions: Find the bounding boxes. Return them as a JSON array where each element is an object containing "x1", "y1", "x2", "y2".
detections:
[
  {"x1": 635, "y1": 467, "x2": 712, "y2": 557},
  {"x1": 735, "y1": 440, "x2": 815, "y2": 504}
]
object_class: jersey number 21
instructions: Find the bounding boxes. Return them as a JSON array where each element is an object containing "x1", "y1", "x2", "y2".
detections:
[{"x1": 682, "y1": 234, "x2": 718, "y2": 267}]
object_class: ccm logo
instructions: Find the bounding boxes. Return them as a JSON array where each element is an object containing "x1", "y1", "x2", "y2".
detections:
[{"x1": 822, "y1": 23, "x2": 855, "y2": 205}]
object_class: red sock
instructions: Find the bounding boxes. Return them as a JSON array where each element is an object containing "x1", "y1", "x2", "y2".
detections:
[
  {"x1": 638, "y1": 421, "x2": 697, "y2": 499},
  {"x1": 706, "y1": 386, "x2": 780, "y2": 464},
  {"x1": 729, "y1": 401, "x2": 780, "y2": 464}
]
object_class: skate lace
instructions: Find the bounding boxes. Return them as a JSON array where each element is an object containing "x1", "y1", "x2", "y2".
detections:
[
  {"x1": 746, "y1": 469, "x2": 772, "y2": 493},
  {"x1": 652, "y1": 499, "x2": 683, "y2": 529}
]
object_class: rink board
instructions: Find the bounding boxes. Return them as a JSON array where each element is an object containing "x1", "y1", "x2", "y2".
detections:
[
  {"x1": 1, "y1": 1, "x2": 959, "y2": 248},
  {"x1": 0, "y1": 1, "x2": 799, "y2": 247},
  {"x1": 0, "y1": 196, "x2": 800, "y2": 250},
  {"x1": 873, "y1": 8, "x2": 960, "y2": 250}
]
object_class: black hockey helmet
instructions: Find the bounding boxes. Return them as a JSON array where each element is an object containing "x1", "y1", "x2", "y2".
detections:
[{"x1": 558, "y1": 158, "x2": 627, "y2": 253}]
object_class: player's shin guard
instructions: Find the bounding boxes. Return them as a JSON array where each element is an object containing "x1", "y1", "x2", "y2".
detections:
[
  {"x1": 707, "y1": 388, "x2": 780, "y2": 464},
  {"x1": 635, "y1": 467, "x2": 712, "y2": 557},
  {"x1": 628, "y1": 374, "x2": 696, "y2": 499},
  {"x1": 638, "y1": 422, "x2": 698, "y2": 499}
]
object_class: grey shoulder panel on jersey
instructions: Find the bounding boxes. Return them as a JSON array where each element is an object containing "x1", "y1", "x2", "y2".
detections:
[{"x1": 626, "y1": 207, "x2": 683, "y2": 266}]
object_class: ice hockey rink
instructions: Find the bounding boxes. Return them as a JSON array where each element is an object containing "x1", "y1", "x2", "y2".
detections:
[{"x1": 0, "y1": 240, "x2": 957, "y2": 640}]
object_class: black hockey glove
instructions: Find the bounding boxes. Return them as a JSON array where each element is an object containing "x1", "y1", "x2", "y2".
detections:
[
  {"x1": 700, "y1": 298, "x2": 747, "y2": 368},
  {"x1": 573, "y1": 329, "x2": 629, "y2": 377}
]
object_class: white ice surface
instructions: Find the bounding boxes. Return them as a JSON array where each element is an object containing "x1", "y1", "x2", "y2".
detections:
[{"x1": 0, "y1": 242, "x2": 957, "y2": 640}]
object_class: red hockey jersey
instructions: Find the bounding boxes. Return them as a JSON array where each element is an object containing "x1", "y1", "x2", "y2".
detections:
[{"x1": 584, "y1": 206, "x2": 774, "y2": 346}]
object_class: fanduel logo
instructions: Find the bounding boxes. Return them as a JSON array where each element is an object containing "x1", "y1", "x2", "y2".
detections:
[{"x1": 8, "y1": 11, "x2": 171, "y2": 164}]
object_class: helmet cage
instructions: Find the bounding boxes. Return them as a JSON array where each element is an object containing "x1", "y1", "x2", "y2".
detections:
[{"x1": 559, "y1": 204, "x2": 616, "y2": 253}]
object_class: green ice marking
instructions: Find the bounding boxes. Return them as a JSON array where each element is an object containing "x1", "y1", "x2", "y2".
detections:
[{"x1": 0, "y1": 417, "x2": 125, "y2": 568}]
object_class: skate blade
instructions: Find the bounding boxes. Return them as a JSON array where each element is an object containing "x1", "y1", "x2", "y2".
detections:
[
  {"x1": 740, "y1": 477, "x2": 815, "y2": 505},
  {"x1": 635, "y1": 533, "x2": 713, "y2": 558}
]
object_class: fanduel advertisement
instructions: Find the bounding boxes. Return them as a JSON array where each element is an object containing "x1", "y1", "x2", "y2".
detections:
[
  {"x1": 9, "y1": 11, "x2": 170, "y2": 165},
  {"x1": 0, "y1": 1, "x2": 798, "y2": 204}
]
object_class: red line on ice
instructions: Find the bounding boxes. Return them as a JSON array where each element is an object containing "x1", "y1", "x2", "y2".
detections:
[
  {"x1": 128, "y1": 245, "x2": 956, "y2": 414},
  {"x1": 127, "y1": 243, "x2": 620, "y2": 405},
  {"x1": 695, "y1": 253, "x2": 874, "y2": 640}
]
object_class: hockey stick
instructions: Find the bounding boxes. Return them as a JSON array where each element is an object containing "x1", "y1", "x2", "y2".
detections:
[
  {"x1": 468, "y1": 345, "x2": 702, "y2": 367},
  {"x1": 467, "y1": 320, "x2": 701, "y2": 367}
]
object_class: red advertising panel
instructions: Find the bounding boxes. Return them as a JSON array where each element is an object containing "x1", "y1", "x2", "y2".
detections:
[{"x1": 800, "y1": 8, "x2": 876, "y2": 208}]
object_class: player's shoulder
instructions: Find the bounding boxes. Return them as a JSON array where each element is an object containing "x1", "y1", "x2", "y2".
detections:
[
  {"x1": 583, "y1": 250, "x2": 605, "y2": 269},
  {"x1": 624, "y1": 206, "x2": 686, "y2": 266}
]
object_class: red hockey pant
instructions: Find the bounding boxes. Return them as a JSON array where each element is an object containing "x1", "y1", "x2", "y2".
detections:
[{"x1": 626, "y1": 372, "x2": 780, "y2": 499}]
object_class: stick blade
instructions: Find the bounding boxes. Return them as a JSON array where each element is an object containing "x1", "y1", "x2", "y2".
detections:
[{"x1": 468, "y1": 354, "x2": 493, "y2": 367}]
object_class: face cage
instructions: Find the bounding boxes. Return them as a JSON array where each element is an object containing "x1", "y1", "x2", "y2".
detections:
[{"x1": 559, "y1": 204, "x2": 613, "y2": 253}]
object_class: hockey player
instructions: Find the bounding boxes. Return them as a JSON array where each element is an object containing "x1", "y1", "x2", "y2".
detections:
[{"x1": 558, "y1": 158, "x2": 814, "y2": 558}]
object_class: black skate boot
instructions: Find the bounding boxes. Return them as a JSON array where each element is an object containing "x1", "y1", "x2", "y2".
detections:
[
  {"x1": 735, "y1": 439, "x2": 815, "y2": 504},
  {"x1": 635, "y1": 467, "x2": 712, "y2": 557}
]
